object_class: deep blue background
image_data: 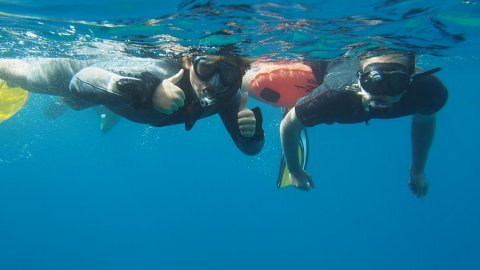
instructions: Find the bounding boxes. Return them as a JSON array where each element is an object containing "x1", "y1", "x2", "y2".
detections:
[
  {"x1": 1, "y1": 56, "x2": 479, "y2": 270},
  {"x1": 1, "y1": 1, "x2": 479, "y2": 270}
]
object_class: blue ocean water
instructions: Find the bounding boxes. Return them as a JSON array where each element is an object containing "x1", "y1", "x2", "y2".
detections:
[{"x1": 1, "y1": 0, "x2": 479, "y2": 270}]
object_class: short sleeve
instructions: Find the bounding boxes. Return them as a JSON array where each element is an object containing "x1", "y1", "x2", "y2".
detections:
[
  {"x1": 412, "y1": 75, "x2": 448, "y2": 115},
  {"x1": 295, "y1": 89, "x2": 366, "y2": 126}
]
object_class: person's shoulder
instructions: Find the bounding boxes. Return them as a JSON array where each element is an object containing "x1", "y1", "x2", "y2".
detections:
[
  {"x1": 321, "y1": 59, "x2": 359, "y2": 91},
  {"x1": 413, "y1": 72, "x2": 445, "y2": 87},
  {"x1": 296, "y1": 86, "x2": 360, "y2": 111},
  {"x1": 409, "y1": 73, "x2": 448, "y2": 114},
  {"x1": 324, "y1": 58, "x2": 360, "y2": 73},
  {"x1": 411, "y1": 73, "x2": 448, "y2": 98}
]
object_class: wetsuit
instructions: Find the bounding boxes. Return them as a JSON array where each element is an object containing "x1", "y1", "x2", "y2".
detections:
[
  {"x1": 295, "y1": 59, "x2": 448, "y2": 126},
  {"x1": 0, "y1": 57, "x2": 264, "y2": 155},
  {"x1": 68, "y1": 58, "x2": 265, "y2": 156}
]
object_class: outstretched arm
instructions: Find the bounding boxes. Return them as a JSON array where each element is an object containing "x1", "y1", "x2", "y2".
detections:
[
  {"x1": 280, "y1": 108, "x2": 314, "y2": 191},
  {"x1": 409, "y1": 113, "x2": 436, "y2": 198},
  {"x1": 71, "y1": 67, "x2": 185, "y2": 112}
]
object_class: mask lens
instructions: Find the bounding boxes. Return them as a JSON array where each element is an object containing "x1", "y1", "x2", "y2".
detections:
[
  {"x1": 194, "y1": 57, "x2": 216, "y2": 80},
  {"x1": 194, "y1": 56, "x2": 241, "y2": 86},
  {"x1": 384, "y1": 73, "x2": 410, "y2": 95},
  {"x1": 219, "y1": 64, "x2": 241, "y2": 86},
  {"x1": 360, "y1": 71, "x2": 410, "y2": 96}
]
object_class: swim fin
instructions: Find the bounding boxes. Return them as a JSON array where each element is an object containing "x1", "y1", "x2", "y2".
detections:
[
  {"x1": 0, "y1": 79, "x2": 29, "y2": 123},
  {"x1": 96, "y1": 106, "x2": 121, "y2": 134},
  {"x1": 276, "y1": 108, "x2": 309, "y2": 188},
  {"x1": 43, "y1": 99, "x2": 69, "y2": 120}
]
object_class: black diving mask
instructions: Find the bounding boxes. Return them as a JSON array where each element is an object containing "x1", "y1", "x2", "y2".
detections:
[
  {"x1": 193, "y1": 56, "x2": 242, "y2": 86},
  {"x1": 358, "y1": 63, "x2": 442, "y2": 96},
  {"x1": 193, "y1": 56, "x2": 243, "y2": 102},
  {"x1": 358, "y1": 63, "x2": 412, "y2": 96}
]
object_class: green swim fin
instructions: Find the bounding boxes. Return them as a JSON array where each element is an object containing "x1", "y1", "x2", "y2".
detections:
[
  {"x1": 276, "y1": 108, "x2": 309, "y2": 188},
  {"x1": 0, "y1": 79, "x2": 29, "y2": 123}
]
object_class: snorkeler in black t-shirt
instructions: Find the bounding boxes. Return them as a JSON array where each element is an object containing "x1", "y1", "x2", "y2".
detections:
[{"x1": 280, "y1": 49, "x2": 448, "y2": 197}]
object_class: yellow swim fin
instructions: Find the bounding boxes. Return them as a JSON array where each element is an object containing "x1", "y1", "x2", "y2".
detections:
[
  {"x1": 277, "y1": 108, "x2": 309, "y2": 188},
  {"x1": 0, "y1": 79, "x2": 29, "y2": 123}
]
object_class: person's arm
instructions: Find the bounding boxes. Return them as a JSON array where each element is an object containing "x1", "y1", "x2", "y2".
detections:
[
  {"x1": 70, "y1": 66, "x2": 185, "y2": 112},
  {"x1": 280, "y1": 108, "x2": 314, "y2": 191},
  {"x1": 219, "y1": 92, "x2": 264, "y2": 156},
  {"x1": 409, "y1": 113, "x2": 436, "y2": 198},
  {"x1": 70, "y1": 66, "x2": 140, "y2": 107}
]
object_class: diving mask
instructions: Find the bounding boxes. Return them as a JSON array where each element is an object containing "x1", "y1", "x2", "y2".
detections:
[
  {"x1": 358, "y1": 63, "x2": 442, "y2": 96},
  {"x1": 193, "y1": 56, "x2": 242, "y2": 87},
  {"x1": 358, "y1": 63, "x2": 412, "y2": 96}
]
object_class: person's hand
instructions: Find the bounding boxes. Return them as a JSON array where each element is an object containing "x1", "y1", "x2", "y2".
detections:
[
  {"x1": 152, "y1": 69, "x2": 185, "y2": 115},
  {"x1": 290, "y1": 169, "x2": 315, "y2": 191},
  {"x1": 237, "y1": 92, "x2": 256, "y2": 137},
  {"x1": 409, "y1": 170, "x2": 429, "y2": 198}
]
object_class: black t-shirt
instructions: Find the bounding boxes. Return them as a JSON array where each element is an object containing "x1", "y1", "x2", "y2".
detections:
[{"x1": 295, "y1": 67, "x2": 448, "y2": 127}]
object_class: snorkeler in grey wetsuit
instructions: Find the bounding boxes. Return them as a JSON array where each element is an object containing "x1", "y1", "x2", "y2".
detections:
[{"x1": 0, "y1": 55, "x2": 264, "y2": 155}]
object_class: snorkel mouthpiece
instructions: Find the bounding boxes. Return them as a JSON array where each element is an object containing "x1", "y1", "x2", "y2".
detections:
[
  {"x1": 199, "y1": 95, "x2": 216, "y2": 108},
  {"x1": 185, "y1": 88, "x2": 217, "y2": 131}
]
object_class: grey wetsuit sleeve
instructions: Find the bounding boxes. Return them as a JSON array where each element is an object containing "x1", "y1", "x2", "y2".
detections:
[
  {"x1": 69, "y1": 67, "x2": 134, "y2": 107},
  {"x1": 69, "y1": 59, "x2": 180, "y2": 108},
  {"x1": 219, "y1": 92, "x2": 265, "y2": 156}
]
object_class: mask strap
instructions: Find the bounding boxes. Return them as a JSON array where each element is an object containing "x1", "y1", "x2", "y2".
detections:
[
  {"x1": 412, "y1": 67, "x2": 441, "y2": 79},
  {"x1": 356, "y1": 79, "x2": 372, "y2": 111}
]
